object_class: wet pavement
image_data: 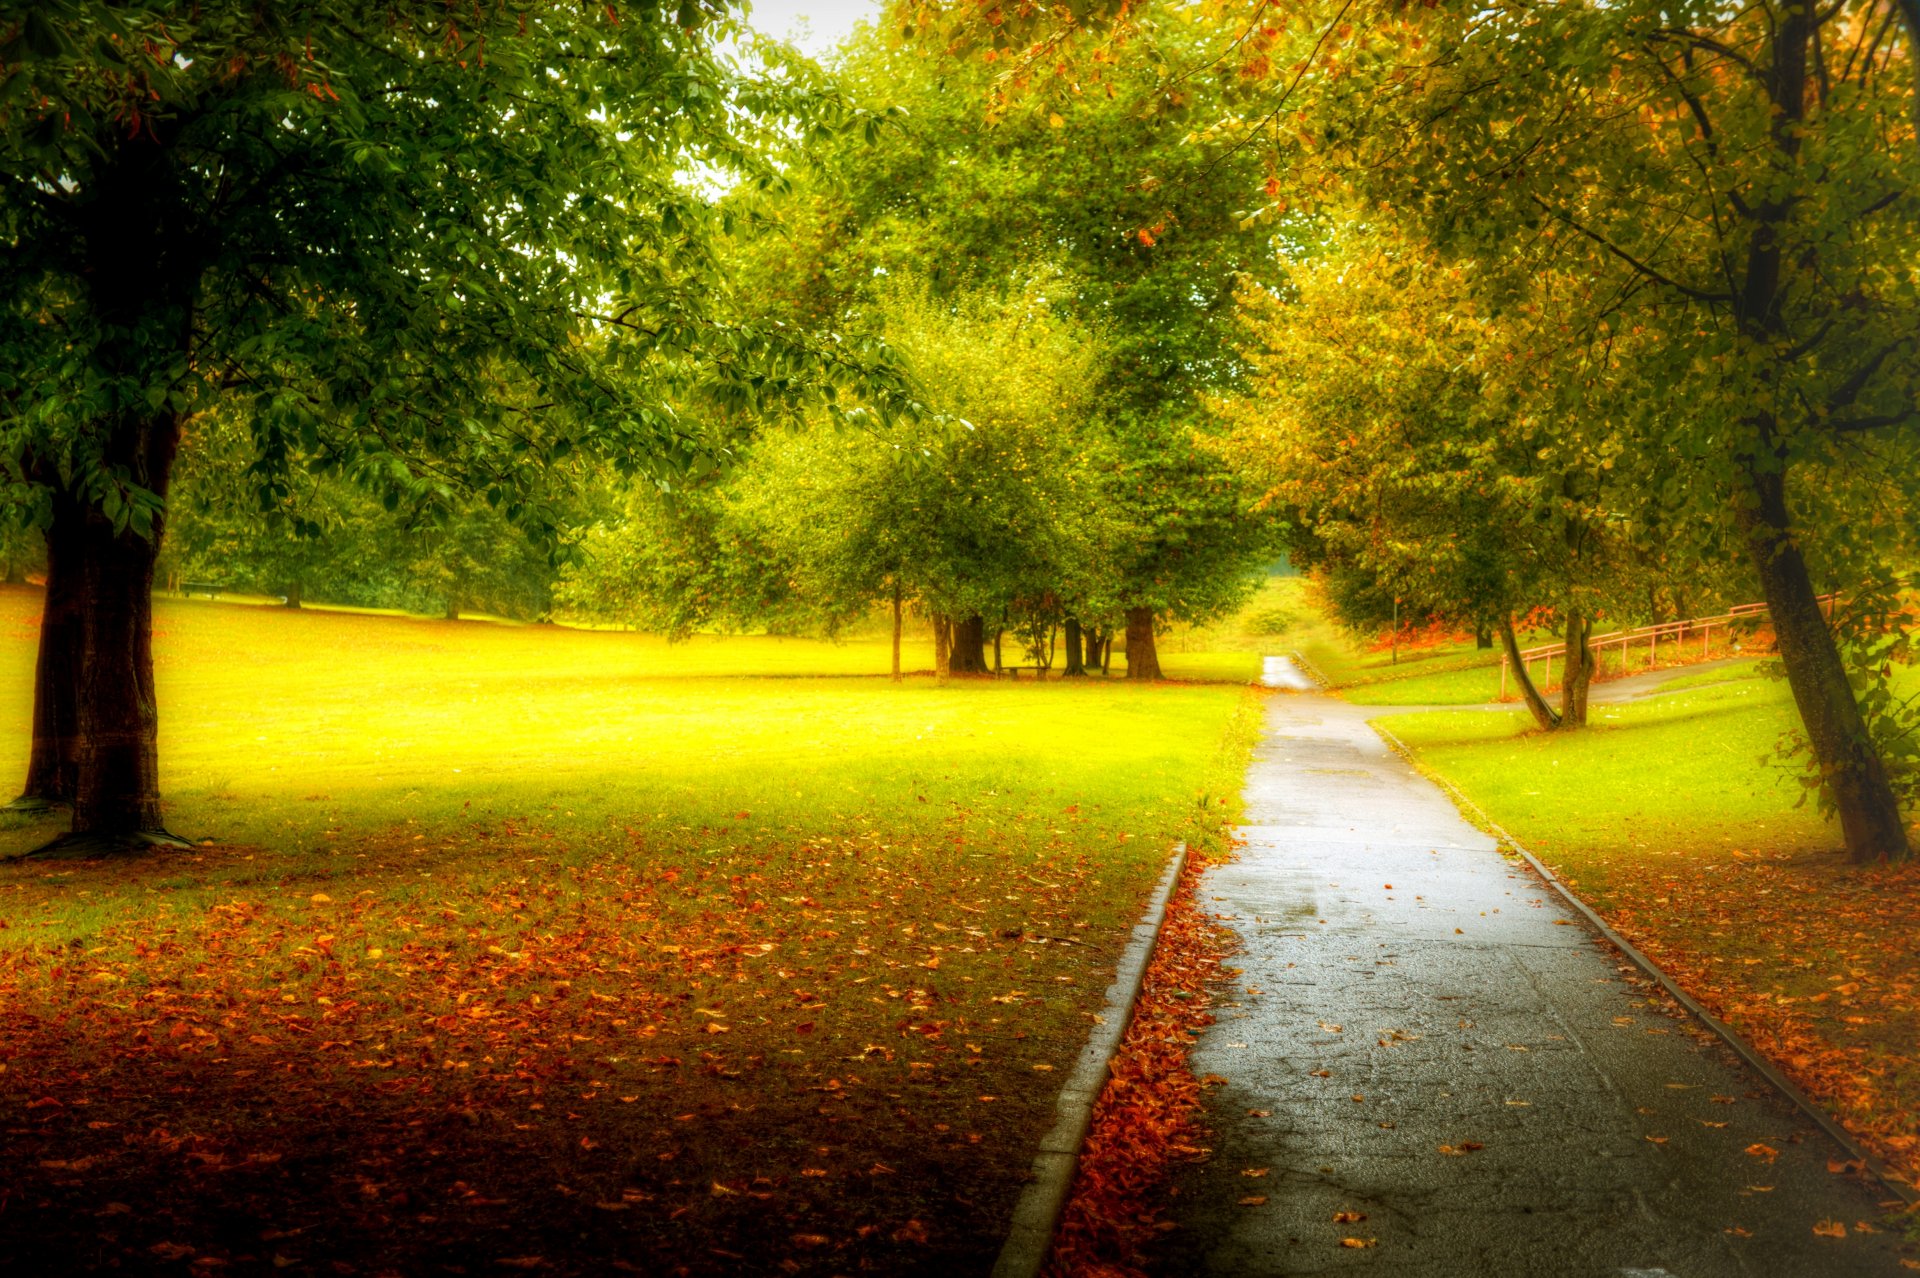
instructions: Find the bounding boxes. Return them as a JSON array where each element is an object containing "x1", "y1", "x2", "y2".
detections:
[{"x1": 1158, "y1": 675, "x2": 1914, "y2": 1276}]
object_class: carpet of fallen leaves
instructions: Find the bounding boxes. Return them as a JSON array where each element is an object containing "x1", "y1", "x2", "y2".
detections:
[
  {"x1": 1045, "y1": 852, "x2": 1230, "y2": 1278},
  {"x1": 1567, "y1": 846, "x2": 1920, "y2": 1194},
  {"x1": 0, "y1": 822, "x2": 1154, "y2": 1276}
]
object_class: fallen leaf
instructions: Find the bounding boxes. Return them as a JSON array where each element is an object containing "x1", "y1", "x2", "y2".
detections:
[
  {"x1": 1240, "y1": 1168, "x2": 1269, "y2": 1178},
  {"x1": 1333, "y1": 1211, "x2": 1367, "y2": 1223},
  {"x1": 1745, "y1": 1143, "x2": 1779, "y2": 1164},
  {"x1": 1812, "y1": 1220, "x2": 1846, "y2": 1239},
  {"x1": 1340, "y1": 1238, "x2": 1377, "y2": 1249},
  {"x1": 1238, "y1": 1195, "x2": 1267, "y2": 1206}
]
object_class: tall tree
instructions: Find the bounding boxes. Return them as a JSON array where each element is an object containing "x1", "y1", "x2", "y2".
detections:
[{"x1": 0, "y1": 2, "x2": 906, "y2": 852}]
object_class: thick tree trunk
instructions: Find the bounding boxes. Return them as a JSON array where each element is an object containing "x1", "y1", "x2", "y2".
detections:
[
  {"x1": 949, "y1": 615, "x2": 989, "y2": 674},
  {"x1": 284, "y1": 581, "x2": 303, "y2": 609},
  {"x1": 1124, "y1": 607, "x2": 1161, "y2": 681},
  {"x1": 1089, "y1": 631, "x2": 1109, "y2": 673},
  {"x1": 1499, "y1": 616, "x2": 1560, "y2": 732},
  {"x1": 68, "y1": 504, "x2": 168, "y2": 837},
  {"x1": 1559, "y1": 609, "x2": 1594, "y2": 728},
  {"x1": 1741, "y1": 466, "x2": 1910, "y2": 863},
  {"x1": 14, "y1": 504, "x2": 83, "y2": 810},
  {"x1": 933, "y1": 615, "x2": 951, "y2": 676},
  {"x1": 1474, "y1": 623, "x2": 1493, "y2": 650},
  {"x1": 890, "y1": 581, "x2": 902, "y2": 682},
  {"x1": 992, "y1": 627, "x2": 1003, "y2": 674},
  {"x1": 1063, "y1": 617, "x2": 1085, "y2": 676}
]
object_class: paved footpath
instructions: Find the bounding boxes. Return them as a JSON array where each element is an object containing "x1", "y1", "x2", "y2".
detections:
[{"x1": 1158, "y1": 674, "x2": 1914, "y2": 1276}]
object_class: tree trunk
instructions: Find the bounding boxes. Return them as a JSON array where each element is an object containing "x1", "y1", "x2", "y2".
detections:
[
  {"x1": 934, "y1": 615, "x2": 951, "y2": 676},
  {"x1": 284, "y1": 581, "x2": 303, "y2": 609},
  {"x1": 4, "y1": 558, "x2": 24, "y2": 586},
  {"x1": 1741, "y1": 465, "x2": 1910, "y2": 863},
  {"x1": 950, "y1": 615, "x2": 989, "y2": 674},
  {"x1": 1559, "y1": 609, "x2": 1594, "y2": 728},
  {"x1": 1124, "y1": 607, "x2": 1162, "y2": 681},
  {"x1": 444, "y1": 594, "x2": 460, "y2": 621},
  {"x1": 1474, "y1": 623, "x2": 1493, "y2": 650},
  {"x1": 1499, "y1": 616, "x2": 1560, "y2": 732},
  {"x1": 890, "y1": 581, "x2": 902, "y2": 682},
  {"x1": 1063, "y1": 618, "x2": 1086, "y2": 675},
  {"x1": 14, "y1": 504, "x2": 83, "y2": 810},
  {"x1": 68, "y1": 501, "x2": 168, "y2": 838},
  {"x1": 1063, "y1": 617, "x2": 1085, "y2": 676}
]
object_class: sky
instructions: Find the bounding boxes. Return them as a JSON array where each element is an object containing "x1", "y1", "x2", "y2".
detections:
[{"x1": 745, "y1": 0, "x2": 883, "y2": 56}]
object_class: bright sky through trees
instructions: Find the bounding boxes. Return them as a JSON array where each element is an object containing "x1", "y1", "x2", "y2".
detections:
[{"x1": 748, "y1": 0, "x2": 879, "y2": 54}]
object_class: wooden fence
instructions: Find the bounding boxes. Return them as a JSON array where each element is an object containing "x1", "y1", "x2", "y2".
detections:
[{"x1": 1501, "y1": 595, "x2": 1836, "y2": 699}]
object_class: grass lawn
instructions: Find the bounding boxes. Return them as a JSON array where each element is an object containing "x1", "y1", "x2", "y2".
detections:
[
  {"x1": 0, "y1": 587, "x2": 1264, "y2": 1276},
  {"x1": 1381, "y1": 671, "x2": 1920, "y2": 1187}
]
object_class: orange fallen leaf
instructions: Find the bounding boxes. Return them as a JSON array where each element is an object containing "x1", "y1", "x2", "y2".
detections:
[
  {"x1": 1812, "y1": 1219, "x2": 1846, "y2": 1239},
  {"x1": 1240, "y1": 1168, "x2": 1269, "y2": 1178},
  {"x1": 1340, "y1": 1237, "x2": 1377, "y2": 1248},
  {"x1": 1745, "y1": 1143, "x2": 1779, "y2": 1164},
  {"x1": 1238, "y1": 1195, "x2": 1267, "y2": 1206},
  {"x1": 1333, "y1": 1210, "x2": 1367, "y2": 1223}
]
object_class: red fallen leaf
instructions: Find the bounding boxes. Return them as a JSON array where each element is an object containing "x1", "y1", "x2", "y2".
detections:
[
  {"x1": 794, "y1": 1022, "x2": 816, "y2": 1035},
  {"x1": 891, "y1": 1220, "x2": 929, "y2": 1244},
  {"x1": 1340, "y1": 1237, "x2": 1377, "y2": 1249}
]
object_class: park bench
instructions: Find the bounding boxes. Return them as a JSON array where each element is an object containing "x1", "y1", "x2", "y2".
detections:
[
  {"x1": 179, "y1": 581, "x2": 226, "y2": 598},
  {"x1": 997, "y1": 665, "x2": 1044, "y2": 679}
]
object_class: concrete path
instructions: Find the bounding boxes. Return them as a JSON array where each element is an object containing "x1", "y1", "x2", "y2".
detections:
[{"x1": 1158, "y1": 672, "x2": 1913, "y2": 1276}]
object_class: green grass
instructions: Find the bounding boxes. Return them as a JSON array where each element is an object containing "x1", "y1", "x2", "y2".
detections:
[
  {"x1": 0, "y1": 586, "x2": 1266, "y2": 1276},
  {"x1": 1381, "y1": 678, "x2": 1823, "y2": 870}
]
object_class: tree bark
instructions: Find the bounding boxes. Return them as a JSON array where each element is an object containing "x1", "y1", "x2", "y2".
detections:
[
  {"x1": 949, "y1": 615, "x2": 989, "y2": 674},
  {"x1": 1741, "y1": 465, "x2": 1910, "y2": 863},
  {"x1": 1499, "y1": 616, "x2": 1560, "y2": 732},
  {"x1": 15, "y1": 504, "x2": 83, "y2": 809},
  {"x1": 68, "y1": 498, "x2": 169, "y2": 837},
  {"x1": 444, "y1": 594, "x2": 461, "y2": 621},
  {"x1": 890, "y1": 580, "x2": 902, "y2": 682},
  {"x1": 1063, "y1": 617, "x2": 1085, "y2": 676},
  {"x1": 992, "y1": 626, "x2": 1003, "y2": 674},
  {"x1": 1559, "y1": 609, "x2": 1594, "y2": 728},
  {"x1": 1124, "y1": 607, "x2": 1161, "y2": 681},
  {"x1": 1474, "y1": 623, "x2": 1493, "y2": 650},
  {"x1": 933, "y1": 615, "x2": 951, "y2": 676},
  {"x1": 284, "y1": 581, "x2": 303, "y2": 609}
]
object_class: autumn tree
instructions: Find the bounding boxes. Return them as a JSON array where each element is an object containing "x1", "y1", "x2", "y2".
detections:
[{"x1": 0, "y1": 2, "x2": 907, "y2": 852}]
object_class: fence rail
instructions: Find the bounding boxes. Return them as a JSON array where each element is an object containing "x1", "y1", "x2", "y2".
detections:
[{"x1": 1500, "y1": 595, "x2": 1836, "y2": 699}]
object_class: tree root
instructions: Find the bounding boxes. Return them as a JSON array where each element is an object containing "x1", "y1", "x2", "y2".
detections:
[
  {"x1": 3, "y1": 795, "x2": 62, "y2": 814},
  {"x1": 9, "y1": 828, "x2": 197, "y2": 862}
]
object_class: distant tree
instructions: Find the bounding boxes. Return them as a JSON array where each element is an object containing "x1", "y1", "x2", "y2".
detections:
[{"x1": 726, "y1": 16, "x2": 1280, "y2": 677}]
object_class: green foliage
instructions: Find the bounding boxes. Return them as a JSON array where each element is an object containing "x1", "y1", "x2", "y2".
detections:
[{"x1": 0, "y1": 0, "x2": 917, "y2": 538}]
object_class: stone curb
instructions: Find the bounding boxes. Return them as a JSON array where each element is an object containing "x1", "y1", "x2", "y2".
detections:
[
  {"x1": 990, "y1": 843, "x2": 1191, "y2": 1278},
  {"x1": 1371, "y1": 719, "x2": 1920, "y2": 1210}
]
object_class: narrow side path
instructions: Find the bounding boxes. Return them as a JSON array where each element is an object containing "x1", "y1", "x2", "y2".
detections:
[{"x1": 1158, "y1": 674, "x2": 1912, "y2": 1276}]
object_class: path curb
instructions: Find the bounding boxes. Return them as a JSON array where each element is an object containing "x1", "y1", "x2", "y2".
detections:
[
  {"x1": 1287, "y1": 649, "x2": 1332, "y2": 689},
  {"x1": 1371, "y1": 720, "x2": 1920, "y2": 1209},
  {"x1": 990, "y1": 843, "x2": 1190, "y2": 1278}
]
